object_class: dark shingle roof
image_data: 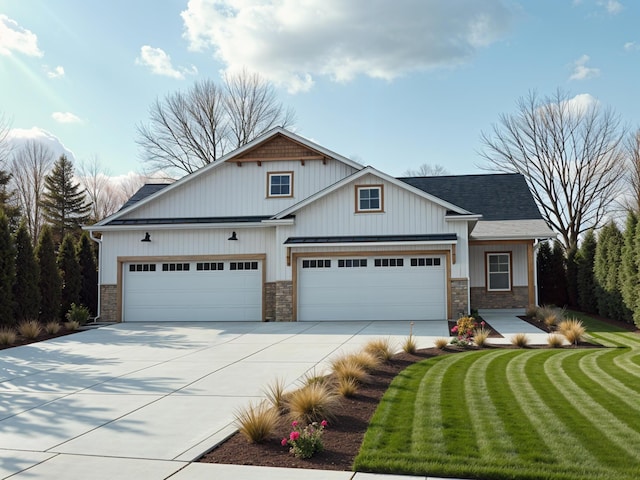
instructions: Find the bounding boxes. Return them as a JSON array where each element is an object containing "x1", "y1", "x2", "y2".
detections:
[
  {"x1": 399, "y1": 173, "x2": 543, "y2": 221},
  {"x1": 119, "y1": 183, "x2": 171, "y2": 211}
]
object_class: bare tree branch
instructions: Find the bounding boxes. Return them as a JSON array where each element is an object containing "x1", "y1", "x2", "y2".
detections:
[
  {"x1": 136, "y1": 71, "x2": 295, "y2": 178},
  {"x1": 402, "y1": 163, "x2": 450, "y2": 177},
  {"x1": 479, "y1": 89, "x2": 626, "y2": 251}
]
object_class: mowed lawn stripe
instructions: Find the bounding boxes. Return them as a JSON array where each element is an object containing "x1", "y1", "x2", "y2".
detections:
[
  {"x1": 581, "y1": 349, "x2": 640, "y2": 405},
  {"x1": 608, "y1": 349, "x2": 640, "y2": 386},
  {"x1": 545, "y1": 351, "x2": 640, "y2": 462}
]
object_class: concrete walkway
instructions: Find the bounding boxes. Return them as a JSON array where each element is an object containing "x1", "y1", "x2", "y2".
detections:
[{"x1": 0, "y1": 313, "x2": 542, "y2": 479}]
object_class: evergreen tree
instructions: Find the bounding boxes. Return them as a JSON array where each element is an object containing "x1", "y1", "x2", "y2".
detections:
[
  {"x1": 594, "y1": 222, "x2": 626, "y2": 321},
  {"x1": 576, "y1": 230, "x2": 597, "y2": 313},
  {"x1": 0, "y1": 169, "x2": 20, "y2": 232},
  {"x1": 40, "y1": 155, "x2": 91, "y2": 244},
  {"x1": 566, "y1": 246, "x2": 579, "y2": 307},
  {"x1": 549, "y1": 241, "x2": 568, "y2": 306},
  {"x1": 0, "y1": 212, "x2": 16, "y2": 325},
  {"x1": 537, "y1": 241, "x2": 553, "y2": 305},
  {"x1": 620, "y1": 212, "x2": 639, "y2": 322},
  {"x1": 13, "y1": 221, "x2": 40, "y2": 321},
  {"x1": 36, "y1": 225, "x2": 61, "y2": 322},
  {"x1": 57, "y1": 233, "x2": 81, "y2": 317},
  {"x1": 633, "y1": 219, "x2": 640, "y2": 327},
  {"x1": 76, "y1": 232, "x2": 98, "y2": 316}
]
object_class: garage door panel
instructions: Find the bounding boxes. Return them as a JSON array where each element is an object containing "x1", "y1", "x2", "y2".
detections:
[
  {"x1": 123, "y1": 261, "x2": 262, "y2": 322},
  {"x1": 298, "y1": 256, "x2": 446, "y2": 321}
]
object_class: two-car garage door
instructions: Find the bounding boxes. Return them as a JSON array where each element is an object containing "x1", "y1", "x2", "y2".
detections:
[
  {"x1": 123, "y1": 260, "x2": 262, "y2": 322},
  {"x1": 297, "y1": 255, "x2": 446, "y2": 321}
]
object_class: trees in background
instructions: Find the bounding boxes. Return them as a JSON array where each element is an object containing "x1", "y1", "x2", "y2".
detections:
[
  {"x1": 594, "y1": 222, "x2": 627, "y2": 322},
  {"x1": 0, "y1": 169, "x2": 20, "y2": 231},
  {"x1": 36, "y1": 226, "x2": 61, "y2": 322},
  {"x1": 13, "y1": 221, "x2": 39, "y2": 322},
  {"x1": 136, "y1": 70, "x2": 295, "y2": 177},
  {"x1": 402, "y1": 164, "x2": 450, "y2": 177},
  {"x1": 57, "y1": 234, "x2": 81, "y2": 317},
  {"x1": 41, "y1": 155, "x2": 91, "y2": 244},
  {"x1": 576, "y1": 230, "x2": 597, "y2": 314},
  {"x1": 481, "y1": 89, "x2": 626, "y2": 253},
  {"x1": 0, "y1": 212, "x2": 15, "y2": 325},
  {"x1": 77, "y1": 232, "x2": 98, "y2": 316}
]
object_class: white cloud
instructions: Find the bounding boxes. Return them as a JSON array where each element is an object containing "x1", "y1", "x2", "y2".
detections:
[
  {"x1": 624, "y1": 41, "x2": 639, "y2": 51},
  {"x1": 52, "y1": 112, "x2": 83, "y2": 124},
  {"x1": 7, "y1": 127, "x2": 76, "y2": 162},
  {"x1": 46, "y1": 65, "x2": 65, "y2": 79},
  {"x1": 181, "y1": 0, "x2": 513, "y2": 93},
  {"x1": 0, "y1": 14, "x2": 43, "y2": 57},
  {"x1": 569, "y1": 54, "x2": 600, "y2": 81},
  {"x1": 598, "y1": 0, "x2": 623, "y2": 14},
  {"x1": 136, "y1": 45, "x2": 198, "y2": 79},
  {"x1": 561, "y1": 93, "x2": 600, "y2": 116}
]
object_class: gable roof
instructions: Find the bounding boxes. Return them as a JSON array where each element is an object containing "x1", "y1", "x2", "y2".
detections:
[
  {"x1": 92, "y1": 127, "x2": 363, "y2": 227},
  {"x1": 399, "y1": 173, "x2": 543, "y2": 221},
  {"x1": 273, "y1": 166, "x2": 475, "y2": 219}
]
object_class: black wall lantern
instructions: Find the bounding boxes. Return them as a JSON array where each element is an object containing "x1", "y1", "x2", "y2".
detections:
[
  {"x1": 141, "y1": 232, "x2": 151, "y2": 242},
  {"x1": 228, "y1": 231, "x2": 238, "y2": 241}
]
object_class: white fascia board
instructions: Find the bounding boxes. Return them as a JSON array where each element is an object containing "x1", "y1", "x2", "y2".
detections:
[
  {"x1": 286, "y1": 240, "x2": 457, "y2": 248},
  {"x1": 470, "y1": 233, "x2": 557, "y2": 241},
  {"x1": 445, "y1": 214, "x2": 483, "y2": 221},
  {"x1": 84, "y1": 222, "x2": 270, "y2": 232},
  {"x1": 260, "y1": 218, "x2": 295, "y2": 225}
]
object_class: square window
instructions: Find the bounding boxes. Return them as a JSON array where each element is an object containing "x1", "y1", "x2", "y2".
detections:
[
  {"x1": 150, "y1": 264, "x2": 156, "y2": 271},
  {"x1": 356, "y1": 185, "x2": 383, "y2": 212},
  {"x1": 487, "y1": 253, "x2": 511, "y2": 291},
  {"x1": 268, "y1": 172, "x2": 293, "y2": 197}
]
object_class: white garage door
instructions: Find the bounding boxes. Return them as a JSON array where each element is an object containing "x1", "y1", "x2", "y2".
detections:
[
  {"x1": 123, "y1": 260, "x2": 262, "y2": 322},
  {"x1": 297, "y1": 255, "x2": 446, "y2": 321}
]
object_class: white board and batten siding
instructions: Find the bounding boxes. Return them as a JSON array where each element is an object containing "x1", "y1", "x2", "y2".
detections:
[
  {"x1": 121, "y1": 160, "x2": 358, "y2": 220},
  {"x1": 469, "y1": 243, "x2": 528, "y2": 288}
]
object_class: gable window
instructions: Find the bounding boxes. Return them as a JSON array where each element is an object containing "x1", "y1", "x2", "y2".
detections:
[
  {"x1": 267, "y1": 172, "x2": 293, "y2": 197},
  {"x1": 356, "y1": 185, "x2": 383, "y2": 212},
  {"x1": 487, "y1": 253, "x2": 511, "y2": 291}
]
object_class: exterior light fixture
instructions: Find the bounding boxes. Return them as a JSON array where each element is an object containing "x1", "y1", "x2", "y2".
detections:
[
  {"x1": 228, "y1": 231, "x2": 238, "y2": 241},
  {"x1": 141, "y1": 232, "x2": 151, "y2": 242}
]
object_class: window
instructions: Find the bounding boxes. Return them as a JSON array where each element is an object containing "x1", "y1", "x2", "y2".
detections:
[
  {"x1": 487, "y1": 253, "x2": 511, "y2": 291},
  {"x1": 338, "y1": 259, "x2": 367, "y2": 268},
  {"x1": 128, "y1": 264, "x2": 156, "y2": 272},
  {"x1": 302, "y1": 259, "x2": 331, "y2": 268},
  {"x1": 196, "y1": 262, "x2": 224, "y2": 271},
  {"x1": 356, "y1": 185, "x2": 383, "y2": 212},
  {"x1": 374, "y1": 258, "x2": 404, "y2": 267},
  {"x1": 230, "y1": 261, "x2": 259, "y2": 271},
  {"x1": 410, "y1": 257, "x2": 441, "y2": 267},
  {"x1": 267, "y1": 172, "x2": 293, "y2": 197},
  {"x1": 162, "y1": 263, "x2": 190, "y2": 272}
]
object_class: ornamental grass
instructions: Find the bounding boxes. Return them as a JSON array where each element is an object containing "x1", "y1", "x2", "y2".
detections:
[
  {"x1": 286, "y1": 382, "x2": 339, "y2": 424},
  {"x1": 0, "y1": 327, "x2": 17, "y2": 345},
  {"x1": 337, "y1": 377, "x2": 359, "y2": 397},
  {"x1": 64, "y1": 320, "x2": 81, "y2": 331},
  {"x1": 558, "y1": 318, "x2": 586, "y2": 346},
  {"x1": 235, "y1": 401, "x2": 280, "y2": 444},
  {"x1": 547, "y1": 334, "x2": 564, "y2": 348},
  {"x1": 17, "y1": 320, "x2": 41, "y2": 339},
  {"x1": 434, "y1": 338, "x2": 449, "y2": 350},
  {"x1": 511, "y1": 333, "x2": 530, "y2": 348},
  {"x1": 44, "y1": 321, "x2": 61, "y2": 335},
  {"x1": 402, "y1": 335, "x2": 418, "y2": 354},
  {"x1": 263, "y1": 377, "x2": 288, "y2": 413},
  {"x1": 331, "y1": 355, "x2": 370, "y2": 385},
  {"x1": 473, "y1": 326, "x2": 490, "y2": 347},
  {"x1": 364, "y1": 338, "x2": 395, "y2": 362}
]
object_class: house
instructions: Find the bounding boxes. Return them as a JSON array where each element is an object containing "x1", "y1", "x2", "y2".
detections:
[{"x1": 85, "y1": 128, "x2": 555, "y2": 323}]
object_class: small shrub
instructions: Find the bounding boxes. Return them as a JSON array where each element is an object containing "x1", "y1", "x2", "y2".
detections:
[
  {"x1": 64, "y1": 320, "x2": 81, "y2": 331},
  {"x1": 558, "y1": 318, "x2": 586, "y2": 346},
  {"x1": 337, "y1": 377, "x2": 359, "y2": 397},
  {"x1": 525, "y1": 304, "x2": 539, "y2": 318},
  {"x1": 301, "y1": 369, "x2": 330, "y2": 388},
  {"x1": 511, "y1": 333, "x2": 530, "y2": 348},
  {"x1": 44, "y1": 321, "x2": 61, "y2": 335},
  {"x1": 347, "y1": 351, "x2": 380, "y2": 371},
  {"x1": 65, "y1": 303, "x2": 90, "y2": 326},
  {"x1": 281, "y1": 419, "x2": 327, "y2": 459},
  {"x1": 263, "y1": 377, "x2": 288, "y2": 413},
  {"x1": 331, "y1": 356, "x2": 369, "y2": 384},
  {"x1": 402, "y1": 335, "x2": 417, "y2": 354},
  {"x1": 17, "y1": 320, "x2": 41, "y2": 339},
  {"x1": 547, "y1": 334, "x2": 564, "y2": 348},
  {"x1": 0, "y1": 327, "x2": 17, "y2": 345},
  {"x1": 286, "y1": 383, "x2": 339, "y2": 424},
  {"x1": 473, "y1": 326, "x2": 490, "y2": 347},
  {"x1": 434, "y1": 337, "x2": 449, "y2": 350},
  {"x1": 364, "y1": 338, "x2": 394, "y2": 362},
  {"x1": 450, "y1": 316, "x2": 479, "y2": 346},
  {"x1": 235, "y1": 401, "x2": 279, "y2": 444}
]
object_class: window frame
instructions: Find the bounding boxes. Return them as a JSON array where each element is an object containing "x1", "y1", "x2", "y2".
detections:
[
  {"x1": 355, "y1": 184, "x2": 384, "y2": 213},
  {"x1": 267, "y1": 171, "x2": 294, "y2": 198},
  {"x1": 486, "y1": 252, "x2": 512, "y2": 292}
]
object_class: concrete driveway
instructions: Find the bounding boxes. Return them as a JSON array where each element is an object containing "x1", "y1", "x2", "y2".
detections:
[{"x1": 0, "y1": 320, "x2": 450, "y2": 479}]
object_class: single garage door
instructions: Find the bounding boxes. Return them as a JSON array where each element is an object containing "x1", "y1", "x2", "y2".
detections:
[
  {"x1": 123, "y1": 260, "x2": 262, "y2": 322},
  {"x1": 298, "y1": 255, "x2": 446, "y2": 321}
]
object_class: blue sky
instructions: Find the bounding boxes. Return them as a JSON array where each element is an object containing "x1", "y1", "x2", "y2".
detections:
[{"x1": 1, "y1": 0, "x2": 639, "y2": 178}]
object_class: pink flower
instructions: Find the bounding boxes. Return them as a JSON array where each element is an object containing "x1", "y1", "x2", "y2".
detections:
[
  {"x1": 291, "y1": 420, "x2": 298, "y2": 428},
  {"x1": 290, "y1": 431, "x2": 300, "y2": 441},
  {"x1": 451, "y1": 326, "x2": 458, "y2": 333},
  {"x1": 481, "y1": 321, "x2": 486, "y2": 326},
  {"x1": 321, "y1": 420, "x2": 328, "y2": 427},
  {"x1": 281, "y1": 438, "x2": 288, "y2": 446}
]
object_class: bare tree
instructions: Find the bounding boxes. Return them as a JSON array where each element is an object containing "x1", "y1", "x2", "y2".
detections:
[
  {"x1": 77, "y1": 155, "x2": 123, "y2": 222},
  {"x1": 402, "y1": 163, "x2": 450, "y2": 177},
  {"x1": 0, "y1": 113, "x2": 12, "y2": 167},
  {"x1": 624, "y1": 129, "x2": 640, "y2": 213},
  {"x1": 10, "y1": 141, "x2": 55, "y2": 240},
  {"x1": 137, "y1": 70, "x2": 295, "y2": 178},
  {"x1": 480, "y1": 89, "x2": 626, "y2": 252}
]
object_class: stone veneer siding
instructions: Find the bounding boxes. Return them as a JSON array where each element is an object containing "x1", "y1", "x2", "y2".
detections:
[
  {"x1": 264, "y1": 282, "x2": 276, "y2": 321},
  {"x1": 450, "y1": 279, "x2": 469, "y2": 319},
  {"x1": 100, "y1": 284, "x2": 118, "y2": 322},
  {"x1": 275, "y1": 281, "x2": 293, "y2": 322},
  {"x1": 470, "y1": 286, "x2": 529, "y2": 310}
]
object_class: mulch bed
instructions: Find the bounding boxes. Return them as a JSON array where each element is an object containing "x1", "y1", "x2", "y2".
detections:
[
  {"x1": 198, "y1": 347, "x2": 451, "y2": 471},
  {"x1": 447, "y1": 319, "x2": 503, "y2": 338},
  {"x1": 0, "y1": 326, "x2": 81, "y2": 351},
  {"x1": 518, "y1": 313, "x2": 640, "y2": 335}
]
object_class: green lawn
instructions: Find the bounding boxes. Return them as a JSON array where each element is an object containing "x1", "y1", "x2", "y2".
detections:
[{"x1": 354, "y1": 315, "x2": 640, "y2": 480}]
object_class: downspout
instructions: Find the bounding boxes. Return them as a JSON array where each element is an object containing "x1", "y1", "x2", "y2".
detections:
[
  {"x1": 89, "y1": 230, "x2": 102, "y2": 322},
  {"x1": 533, "y1": 239, "x2": 541, "y2": 307}
]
